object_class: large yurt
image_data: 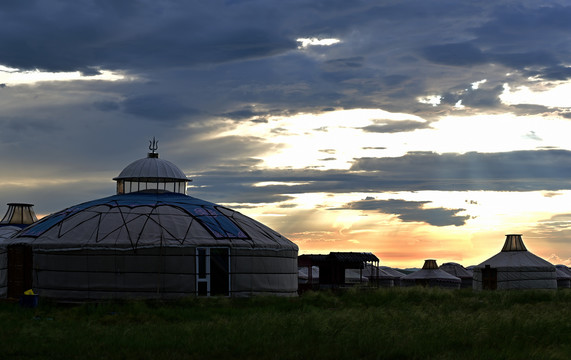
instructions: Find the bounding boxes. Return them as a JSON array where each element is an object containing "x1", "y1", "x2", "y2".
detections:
[
  {"x1": 0, "y1": 142, "x2": 298, "y2": 300},
  {"x1": 439, "y1": 262, "x2": 473, "y2": 288},
  {"x1": 400, "y1": 259, "x2": 461, "y2": 289},
  {"x1": 472, "y1": 234, "x2": 557, "y2": 290}
]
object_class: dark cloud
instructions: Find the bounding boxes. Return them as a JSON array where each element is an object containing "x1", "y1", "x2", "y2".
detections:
[
  {"x1": 0, "y1": 2, "x2": 298, "y2": 73},
  {"x1": 525, "y1": 66, "x2": 571, "y2": 81},
  {"x1": 350, "y1": 150, "x2": 571, "y2": 191},
  {"x1": 458, "y1": 85, "x2": 504, "y2": 108},
  {"x1": 421, "y1": 43, "x2": 488, "y2": 66},
  {"x1": 361, "y1": 120, "x2": 430, "y2": 133},
  {"x1": 121, "y1": 94, "x2": 201, "y2": 122},
  {"x1": 93, "y1": 100, "x2": 120, "y2": 112},
  {"x1": 340, "y1": 198, "x2": 469, "y2": 227},
  {"x1": 180, "y1": 149, "x2": 571, "y2": 207}
]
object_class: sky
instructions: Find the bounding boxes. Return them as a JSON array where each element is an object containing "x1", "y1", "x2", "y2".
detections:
[{"x1": 1, "y1": 0, "x2": 571, "y2": 268}]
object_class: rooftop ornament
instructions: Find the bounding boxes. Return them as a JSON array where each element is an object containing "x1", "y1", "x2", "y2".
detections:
[{"x1": 149, "y1": 137, "x2": 159, "y2": 158}]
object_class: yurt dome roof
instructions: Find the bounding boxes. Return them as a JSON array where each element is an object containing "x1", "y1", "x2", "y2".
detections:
[
  {"x1": 11, "y1": 191, "x2": 297, "y2": 251},
  {"x1": 402, "y1": 260, "x2": 461, "y2": 282},
  {"x1": 555, "y1": 267, "x2": 571, "y2": 280},
  {"x1": 113, "y1": 153, "x2": 188, "y2": 182},
  {"x1": 555, "y1": 264, "x2": 571, "y2": 275},
  {"x1": 378, "y1": 266, "x2": 405, "y2": 278},
  {"x1": 440, "y1": 262, "x2": 473, "y2": 278},
  {"x1": 113, "y1": 138, "x2": 189, "y2": 182},
  {"x1": 475, "y1": 234, "x2": 554, "y2": 270},
  {"x1": 0, "y1": 225, "x2": 21, "y2": 240}
]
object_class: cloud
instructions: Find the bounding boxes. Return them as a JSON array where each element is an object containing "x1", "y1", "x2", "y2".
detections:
[
  {"x1": 350, "y1": 150, "x2": 571, "y2": 191},
  {"x1": 121, "y1": 94, "x2": 201, "y2": 122},
  {"x1": 421, "y1": 42, "x2": 488, "y2": 66},
  {"x1": 361, "y1": 120, "x2": 430, "y2": 133},
  {"x1": 341, "y1": 198, "x2": 469, "y2": 227},
  {"x1": 181, "y1": 149, "x2": 571, "y2": 207}
]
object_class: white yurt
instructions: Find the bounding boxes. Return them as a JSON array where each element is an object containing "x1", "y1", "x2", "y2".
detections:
[
  {"x1": 0, "y1": 141, "x2": 298, "y2": 300},
  {"x1": 555, "y1": 265, "x2": 571, "y2": 289},
  {"x1": 472, "y1": 234, "x2": 557, "y2": 290},
  {"x1": 439, "y1": 262, "x2": 473, "y2": 288},
  {"x1": 400, "y1": 259, "x2": 461, "y2": 289}
]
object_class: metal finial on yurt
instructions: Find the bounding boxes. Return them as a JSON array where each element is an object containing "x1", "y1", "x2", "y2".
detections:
[
  {"x1": 0, "y1": 203, "x2": 38, "y2": 227},
  {"x1": 148, "y1": 137, "x2": 159, "y2": 158},
  {"x1": 422, "y1": 259, "x2": 438, "y2": 269},
  {"x1": 501, "y1": 234, "x2": 527, "y2": 252}
]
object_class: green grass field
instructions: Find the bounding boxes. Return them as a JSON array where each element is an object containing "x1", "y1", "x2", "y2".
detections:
[{"x1": 0, "y1": 287, "x2": 569, "y2": 360}]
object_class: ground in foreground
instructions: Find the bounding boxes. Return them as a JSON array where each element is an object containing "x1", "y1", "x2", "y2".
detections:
[{"x1": 0, "y1": 287, "x2": 569, "y2": 360}]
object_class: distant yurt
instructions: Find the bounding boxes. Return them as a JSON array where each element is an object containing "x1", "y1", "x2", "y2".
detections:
[
  {"x1": 0, "y1": 203, "x2": 38, "y2": 299},
  {"x1": 0, "y1": 141, "x2": 298, "y2": 300},
  {"x1": 439, "y1": 262, "x2": 473, "y2": 288},
  {"x1": 298, "y1": 266, "x2": 319, "y2": 284},
  {"x1": 363, "y1": 264, "x2": 395, "y2": 287},
  {"x1": 400, "y1": 259, "x2": 461, "y2": 289},
  {"x1": 345, "y1": 268, "x2": 368, "y2": 284},
  {"x1": 379, "y1": 266, "x2": 406, "y2": 287},
  {"x1": 472, "y1": 234, "x2": 557, "y2": 290},
  {"x1": 555, "y1": 265, "x2": 571, "y2": 289}
]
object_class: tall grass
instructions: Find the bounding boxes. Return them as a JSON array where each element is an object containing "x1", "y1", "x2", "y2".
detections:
[{"x1": 0, "y1": 288, "x2": 569, "y2": 360}]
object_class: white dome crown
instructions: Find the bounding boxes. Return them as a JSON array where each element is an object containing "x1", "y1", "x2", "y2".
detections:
[{"x1": 113, "y1": 138, "x2": 189, "y2": 194}]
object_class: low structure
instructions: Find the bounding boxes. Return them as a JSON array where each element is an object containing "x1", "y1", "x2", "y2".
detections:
[
  {"x1": 298, "y1": 252, "x2": 379, "y2": 292},
  {"x1": 472, "y1": 234, "x2": 557, "y2": 290}
]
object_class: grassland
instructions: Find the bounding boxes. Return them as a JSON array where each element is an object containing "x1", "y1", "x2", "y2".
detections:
[{"x1": 0, "y1": 287, "x2": 570, "y2": 360}]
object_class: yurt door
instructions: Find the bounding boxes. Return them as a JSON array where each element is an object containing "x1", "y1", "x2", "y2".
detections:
[
  {"x1": 196, "y1": 247, "x2": 229, "y2": 296},
  {"x1": 7, "y1": 244, "x2": 33, "y2": 298},
  {"x1": 482, "y1": 265, "x2": 497, "y2": 290}
]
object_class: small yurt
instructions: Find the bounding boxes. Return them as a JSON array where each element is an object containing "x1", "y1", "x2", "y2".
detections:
[
  {"x1": 555, "y1": 265, "x2": 571, "y2": 289},
  {"x1": 0, "y1": 142, "x2": 298, "y2": 300},
  {"x1": 363, "y1": 264, "x2": 395, "y2": 287},
  {"x1": 472, "y1": 234, "x2": 557, "y2": 290},
  {"x1": 439, "y1": 262, "x2": 473, "y2": 288},
  {"x1": 0, "y1": 203, "x2": 38, "y2": 299},
  {"x1": 298, "y1": 266, "x2": 319, "y2": 284},
  {"x1": 379, "y1": 266, "x2": 406, "y2": 287},
  {"x1": 400, "y1": 259, "x2": 461, "y2": 289}
]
